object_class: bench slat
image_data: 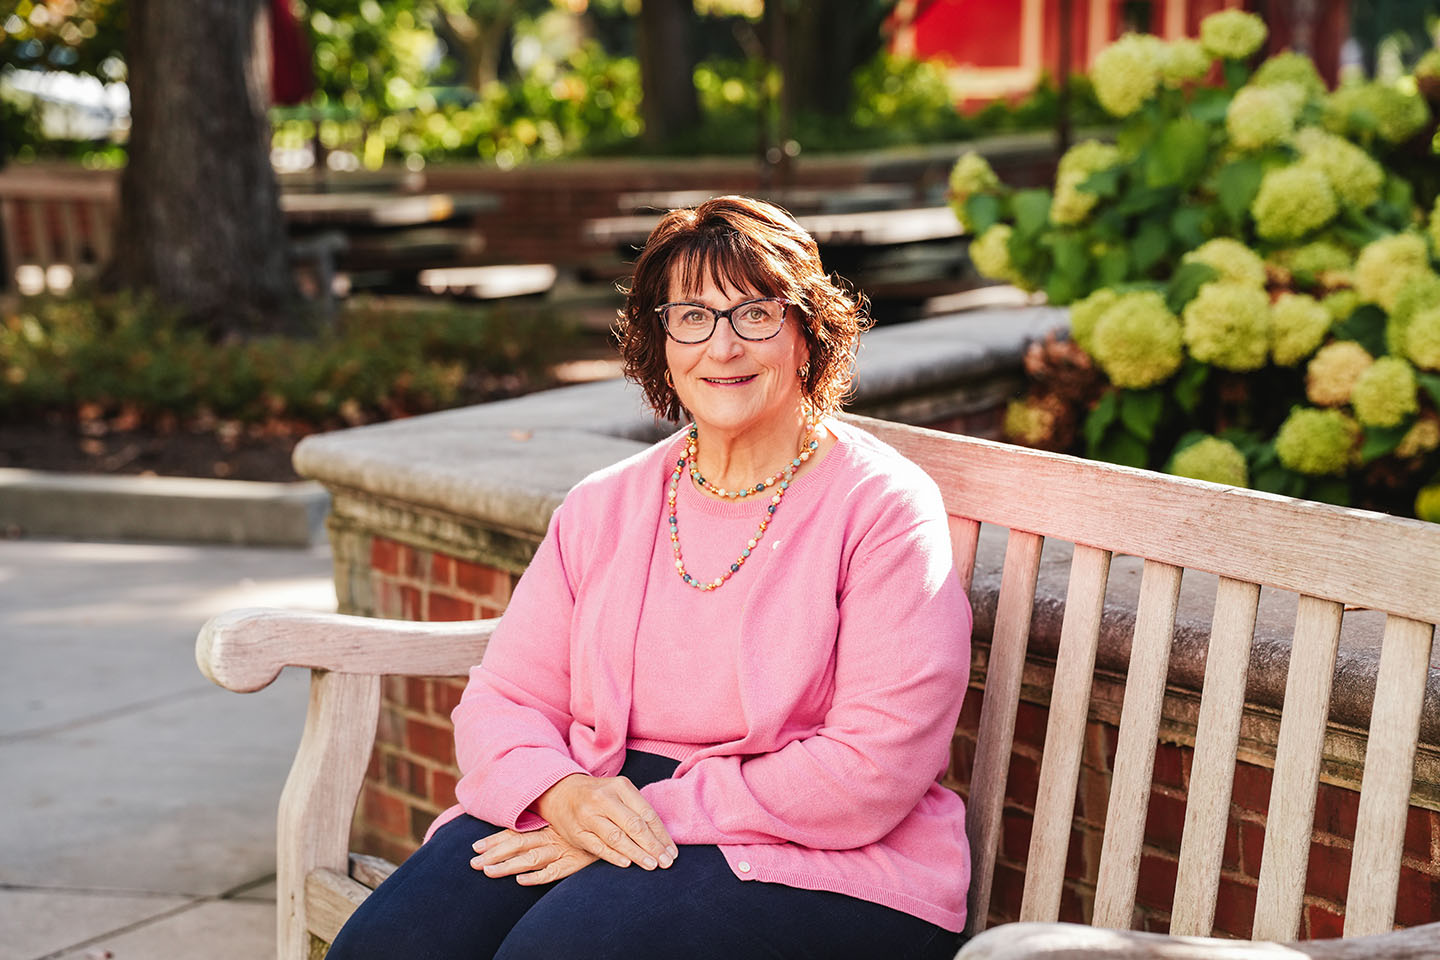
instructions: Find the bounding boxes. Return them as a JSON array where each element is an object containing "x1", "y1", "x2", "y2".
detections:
[
  {"x1": 304, "y1": 867, "x2": 371, "y2": 945},
  {"x1": 1253, "y1": 595, "x2": 1344, "y2": 940},
  {"x1": 1170, "y1": 577, "x2": 1261, "y2": 935},
  {"x1": 950, "y1": 515, "x2": 981, "y2": 594},
  {"x1": 966, "y1": 529, "x2": 1044, "y2": 935},
  {"x1": 1093, "y1": 560, "x2": 1183, "y2": 929},
  {"x1": 1344, "y1": 616, "x2": 1436, "y2": 936},
  {"x1": 1021, "y1": 544, "x2": 1112, "y2": 921}
]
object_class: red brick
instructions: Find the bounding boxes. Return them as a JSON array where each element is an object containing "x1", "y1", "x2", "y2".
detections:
[
  {"x1": 1006, "y1": 751, "x2": 1040, "y2": 809},
  {"x1": 432, "y1": 769, "x2": 459, "y2": 806},
  {"x1": 385, "y1": 754, "x2": 430, "y2": 799},
  {"x1": 1002, "y1": 808, "x2": 1033, "y2": 864},
  {"x1": 1136, "y1": 852, "x2": 1178, "y2": 912},
  {"x1": 1212, "y1": 877, "x2": 1257, "y2": 939},
  {"x1": 1231, "y1": 761, "x2": 1273, "y2": 815},
  {"x1": 1306, "y1": 903, "x2": 1345, "y2": 939},
  {"x1": 1076, "y1": 766, "x2": 1111, "y2": 828},
  {"x1": 1313, "y1": 782, "x2": 1360, "y2": 839},
  {"x1": 427, "y1": 592, "x2": 477, "y2": 622},
  {"x1": 1393, "y1": 865, "x2": 1437, "y2": 929},
  {"x1": 456, "y1": 561, "x2": 510, "y2": 602},
  {"x1": 1082, "y1": 722, "x2": 1109, "y2": 771},
  {"x1": 410, "y1": 804, "x2": 438, "y2": 843},
  {"x1": 1100, "y1": 723, "x2": 1119, "y2": 771},
  {"x1": 1305, "y1": 839, "x2": 1351, "y2": 905},
  {"x1": 431, "y1": 553, "x2": 455, "y2": 587},
  {"x1": 363, "y1": 786, "x2": 411, "y2": 838},
  {"x1": 1144, "y1": 789, "x2": 1188, "y2": 853},
  {"x1": 1064, "y1": 825, "x2": 1090, "y2": 882},
  {"x1": 957, "y1": 686, "x2": 983, "y2": 732},
  {"x1": 1223, "y1": 819, "x2": 1241, "y2": 872},
  {"x1": 478, "y1": 604, "x2": 505, "y2": 620},
  {"x1": 370, "y1": 538, "x2": 400, "y2": 575},
  {"x1": 355, "y1": 830, "x2": 417, "y2": 867},
  {"x1": 381, "y1": 676, "x2": 408, "y2": 707},
  {"x1": 406, "y1": 677, "x2": 430, "y2": 712},
  {"x1": 376, "y1": 708, "x2": 405, "y2": 746},
  {"x1": 406, "y1": 717, "x2": 456, "y2": 765},
  {"x1": 399, "y1": 544, "x2": 427, "y2": 580},
  {"x1": 1403, "y1": 806, "x2": 1434, "y2": 861},
  {"x1": 1152, "y1": 743, "x2": 1186, "y2": 790},
  {"x1": 989, "y1": 861, "x2": 1026, "y2": 924},
  {"x1": 1142, "y1": 913, "x2": 1172, "y2": 934},
  {"x1": 1239, "y1": 820, "x2": 1267, "y2": 878},
  {"x1": 1059, "y1": 880, "x2": 1090, "y2": 924},
  {"x1": 399, "y1": 584, "x2": 423, "y2": 620},
  {"x1": 366, "y1": 750, "x2": 383, "y2": 781},
  {"x1": 371, "y1": 577, "x2": 403, "y2": 618},
  {"x1": 1012, "y1": 700, "x2": 1049, "y2": 751},
  {"x1": 433, "y1": 678, "x2": 466, "y2": 719}
]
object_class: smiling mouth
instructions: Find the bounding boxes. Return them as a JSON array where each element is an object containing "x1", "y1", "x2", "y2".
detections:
[{"x1": 701, "y1": 375, "x2": 757, "y2": 385}]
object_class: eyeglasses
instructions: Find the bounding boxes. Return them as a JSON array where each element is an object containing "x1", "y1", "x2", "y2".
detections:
[{"x1": 656, "y1": 298, "x2": 793, "y2": 344}]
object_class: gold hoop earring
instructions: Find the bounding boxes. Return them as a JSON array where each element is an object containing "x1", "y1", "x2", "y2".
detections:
[
  {"x1": 665, "y1": 370, "x2": 674, "y2": 388},
  {"x1": 797, "y1": 362, "x2": 810, "y2": 380}
]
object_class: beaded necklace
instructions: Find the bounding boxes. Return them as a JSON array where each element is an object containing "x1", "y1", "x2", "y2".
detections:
[{"x1": 667, "y1": 414, "x2": 820, "y2": 592}]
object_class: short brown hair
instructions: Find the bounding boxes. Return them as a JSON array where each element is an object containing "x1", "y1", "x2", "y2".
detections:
[{"x1": 615, "y1": 195, "x2": 871, "y2": 423}]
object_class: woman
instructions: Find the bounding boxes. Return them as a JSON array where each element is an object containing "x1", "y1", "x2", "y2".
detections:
[{"x1": 327, "y1": 196, "x2": 973, "y2": 959}]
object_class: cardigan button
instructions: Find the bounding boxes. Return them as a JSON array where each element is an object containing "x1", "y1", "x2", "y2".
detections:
[{"x1": 737, "y1": 861, "x2": 751, "y2": 873}]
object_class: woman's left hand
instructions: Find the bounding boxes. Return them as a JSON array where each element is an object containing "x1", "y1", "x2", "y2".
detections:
[{"x1": 470, "y1": 827, "x2": 598, "y2": 885}]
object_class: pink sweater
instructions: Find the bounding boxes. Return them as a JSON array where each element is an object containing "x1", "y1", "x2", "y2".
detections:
[{"x1": 428, "y1": 419, "x2": 974, "y2": 931}]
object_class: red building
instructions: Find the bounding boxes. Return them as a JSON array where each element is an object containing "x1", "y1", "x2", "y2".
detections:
[{"x1": 890, "y1": 0, "x2": 1350, "y2": 105}]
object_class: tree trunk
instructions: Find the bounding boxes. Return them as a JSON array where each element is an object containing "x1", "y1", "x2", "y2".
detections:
[
  {"x1": 109, "y1": 0, "x2": 296, "y2": 336},
  {"x1": 637, "y1": 0, "x2": 699, "y2": 148}
]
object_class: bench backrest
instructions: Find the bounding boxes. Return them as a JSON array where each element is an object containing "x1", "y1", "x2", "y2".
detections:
[{"x1": 852, "y1": 415, "x2": 1440, "y2": 942}]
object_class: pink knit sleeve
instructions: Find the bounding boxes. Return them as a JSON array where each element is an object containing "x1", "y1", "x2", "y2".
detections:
[
  {"x1": 640, "y1": 502, "x2": 973, "y2": 849},
  {"x1": 449, "y1": 505, "x2": 588, "y2": 831}
]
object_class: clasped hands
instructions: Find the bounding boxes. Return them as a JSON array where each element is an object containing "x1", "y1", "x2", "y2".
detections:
[{"x1": 469, "y1": 773, "x2": 677, "y2": 885}]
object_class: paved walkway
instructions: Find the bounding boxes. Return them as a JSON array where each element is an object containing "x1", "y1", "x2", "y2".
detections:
[{"x1": 0, "y1": 539, "x2": 336, "y2": 960}]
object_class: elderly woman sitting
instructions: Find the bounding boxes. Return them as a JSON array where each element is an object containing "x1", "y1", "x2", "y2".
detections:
[{"x1": 325, "y1": 196, "x2": 974, "y2": 960}]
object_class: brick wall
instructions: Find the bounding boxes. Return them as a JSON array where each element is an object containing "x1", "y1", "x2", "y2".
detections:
[{"x1": 340, "y1": 532, "x2": 1440, "y2": 937}]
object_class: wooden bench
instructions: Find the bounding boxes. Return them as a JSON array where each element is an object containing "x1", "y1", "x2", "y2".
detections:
[{"x1": 196, "y1": 415, "x2": 1440, "y2": 959}]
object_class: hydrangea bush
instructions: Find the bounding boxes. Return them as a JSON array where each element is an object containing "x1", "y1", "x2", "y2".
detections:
[{"x1": 950, "y1": 10, "x2": 1440, "y2": 522}]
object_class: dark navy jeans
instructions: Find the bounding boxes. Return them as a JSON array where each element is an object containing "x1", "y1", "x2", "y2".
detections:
[{"x1": 326, "y1": 751, "x2": 965, "y2": 960}]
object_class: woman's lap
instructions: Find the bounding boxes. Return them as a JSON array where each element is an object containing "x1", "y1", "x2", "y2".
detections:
[{"x1": 326, "y1": 751, "x2": 961, "y2": 960}]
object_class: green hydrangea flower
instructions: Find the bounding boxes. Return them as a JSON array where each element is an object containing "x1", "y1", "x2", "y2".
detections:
[
  {"x1": 1306, "y1": 341, "x2": 1374, "y2": 406},
  {"x1": 1182, "y1": 238, "x2": 1267, "y2": 288},
  {"x1": 1161, "y1": 39, "x2": 1211, "y2": 86},
  {"x1": 1227, "y1": 86, "x2": 1299, "y2": 151},
  {"x1": 1090, "y1": 291, "x2": 1184, "y2": 388},
  {"x1": 1350, "y1": 356, "x2": 1419, "y2": 427},
  {"x1": 1354, "y1": 234, "x2": 1432, "y2": 314},
  {"x1": 1396, "y1": 419, "x2": 1440, "y2": 458},
  {"x1": 1169, "y1": 436, "x2": 1249, "y2": 487},
  {"x1": 1200, "y1": 9, "x2": 1268, "y2": 60},
  {"x1": 1252, "y1": 51, "x2": 1327, "y2": 100},
  {"x1": 1405, "y1": 306, "x2": 1440, "y2": 370},
  {"x1": 1270, "y1": 293, "x2": 1332, "y2": 366},
  {"x1": 1387, "y1": 273, "x2": 1440, "y2": 358},
  {"x1": 1274, "y1": 240, "x2": 1352, "y2": 281},
  {"x1": 1429, "y1": 195, "x2": 1440, "y2": 254},
  {"x1": 948, "y1": 152, "x2": 1002, "y2": 231},
  {"x1": 969, "y1": 224, "x2": 1020, "y2": 285},
  {"x1": 1004, "y1": 399, "x2": 1056, "y2": 446},
  {"x1": 1325, "y1": 81, "x2": 1432, "y2": 144},
  {"x1": 1416, "y1": 484, "x2": 1440, "y2": 523},
  {"x1": 1251, "y1": 166, "x2": 1338, "y2": 241},
  {"x1": 1051, "y1": 140, "x2": 1123, "y2": 225},
  {"x1": 1294, "y1": 127, "x2": 1385, "y2": 210},
  {"x1": 1068, "y1": 287, "x2": 1119, "y2": 355},
  {"x1": 1182, "y1": 283, "x2": 1271, "y2": 370},
  {"x1": 1274, "y1": 408, "x2": 1360, "y2": 475},
  {"x1": 1092, "y1": 33, "x2": 1163, "y2": 117},
  {"x1": 1322, "y1": 289, "x2": 1361, "y2": 324}
]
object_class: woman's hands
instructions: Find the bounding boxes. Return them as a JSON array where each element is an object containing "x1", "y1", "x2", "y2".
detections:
[
  {"x1": 533, "y1": 773, "x2": 678, "y2": 871},
  {"x1": 470, "y1": 826, "x2": 597, "y2": 885}
]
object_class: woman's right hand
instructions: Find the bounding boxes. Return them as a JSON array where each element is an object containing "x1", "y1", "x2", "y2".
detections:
[{"x1": 534, "y1": 773, "x2": 678, "y2": 870}]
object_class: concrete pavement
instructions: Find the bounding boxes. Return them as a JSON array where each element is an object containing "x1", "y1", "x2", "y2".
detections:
[{"x1": 0, "y1": 538, "x2": 337, "y2": 960}]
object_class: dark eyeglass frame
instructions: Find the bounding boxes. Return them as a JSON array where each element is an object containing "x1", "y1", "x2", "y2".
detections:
[{"x1": 655, "y1": 297, "x2": 796, "y2": 344}]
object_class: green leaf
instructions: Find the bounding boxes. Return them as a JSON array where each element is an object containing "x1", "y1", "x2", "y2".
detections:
[
  {"x1": 1011, "y1": 189, "x2": 1053, "y2": 238},
  {"x1": 1418, "y1": 371, "x2": 1440, "y2": 408},
  {"x1": 1308, "y1": 478, "x2": 1351, "y2": 506},
  {"x1": 1119, "y1": 389, "x2": 1165, "y2": 442},
  {"x1": 1187, "y1": 88, "x2": 1231, "y2": 124},
  {"x1": 1078, "y1": 166, "x2": 1124, "y2": 200},
  {"x1": 1084, "y1": 391, "x2": 1119, "y2": 456},
  {"x1": 1222, "y1": 59, "x2": 1250, "y2": 90},
  {"x1": 1097, "y1": 430, "x2": 1151, "y2": 469},
  {"x1": 1382, "y1": 175, "x2": 1414, "y2": 215},
  {"x1": 1115, "y1": 185, "x2": 1176, "y2": 217},
  {"x1": 1131, "y1": 217, "x2": 1171, "y2": 275},
  {"x1": 964, "y1": 194, "x2": 1002, "y2": 234},
  {"x1": 1172, "y1": 359, "x2": 1210, "y2": 413},
  {"x1": 1097, "y1": 246, "x2": 1130, "y2": 286},
  {"x1": 1359, "y1": 423, "x2": 1412, "y2": 464},
  {"x1": 1170, "y1": 207, "x2": 1207, "y2": 250},
  {"x1": 1043, "y1": 233, "x2": 1087, "y2": 304},
  {"x1": 1216, "y1": 157, "x2": 1264, "y2": 224},
  {"x1": 1146, "y1": 116, "x2": 1210, "y2": 188},
  {"x1": 1165, "y1": 262, "x2": 1219, "y2": 314},
  {"x1": 1332, "y1": 304, "x2": 1388, "y2": 357},
  {"x1": 1252, "y1": 465, "x2": 1291, "y2": 494}
]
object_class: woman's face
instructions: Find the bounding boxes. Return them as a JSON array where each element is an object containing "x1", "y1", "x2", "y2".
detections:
[{"x1": 662, "y1": 268, "x2": 809, "y2": 440}]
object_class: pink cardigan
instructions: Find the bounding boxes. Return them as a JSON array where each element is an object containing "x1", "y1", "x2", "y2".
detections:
[{"x1": 428, "y1": 419, "x2": 974, "y2": 931}]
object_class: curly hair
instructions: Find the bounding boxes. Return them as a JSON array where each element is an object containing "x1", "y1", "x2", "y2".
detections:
[{"x1": 615, "y1": 195, "x2": 871, "y2": 423}]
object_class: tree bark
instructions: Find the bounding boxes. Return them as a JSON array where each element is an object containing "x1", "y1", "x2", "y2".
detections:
[
  {"x1": 637, "y1": 0, "x2": 699, "y2": 147},
  {"x1": 109, "y1": 0, "x2": 295, "y2": 336}
]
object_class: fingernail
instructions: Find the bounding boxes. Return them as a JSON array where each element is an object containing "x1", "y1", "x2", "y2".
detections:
[
  {"x1": 658, "y1": 854, "x2": 672, "y2": 868},
  {"x1": 470, "y1": 856, "x2": 483, "y2": 869},
  {"x1": 642, "y1": 856, "x2": 658, "y2": 869},
  {"x1": 668, "y1": 845, "x2": 679, "y2": 859},
  {"x1": 472, "y1": 840, "x2": 486, "y2": 853}
]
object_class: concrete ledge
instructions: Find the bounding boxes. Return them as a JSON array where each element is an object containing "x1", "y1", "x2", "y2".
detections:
[{"x1": 0, "y1": 469, "x2": 329, "y2": 547}]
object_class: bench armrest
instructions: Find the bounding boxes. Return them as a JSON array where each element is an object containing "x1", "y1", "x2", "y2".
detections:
[
  {"x1": 957, "y1": 921, "x2": 1440, "y2": 959},
  {"x1": 196, "y1": 607, "x2": 498, "y2": 692}
]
